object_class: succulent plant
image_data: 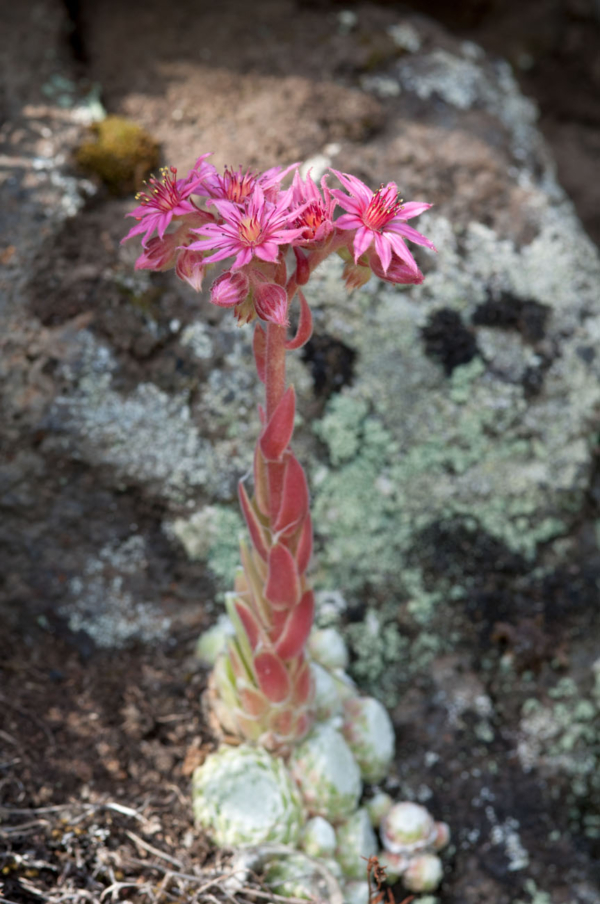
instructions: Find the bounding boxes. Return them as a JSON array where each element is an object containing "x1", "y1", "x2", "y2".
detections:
[
  {"x1": 403, "y1": 853, "x2": 444, "y2": 892},
  {"x1": 342, "y1": 695, "x2": 395, "y2": 783},
  {"x1": 195, "y1": 613, "x2": 233, "y2": 667},
  {"x1": 381, "y1": 801, "x2": 437, "y2": 854},
  {"x1": 308, "y1": 626, "x2": 349, "y2": 671},
  {"x1": 366, "y1": 791, "x2": 393, "y2": 827},
  {"x1": 335, "y1": 807, "x2": 378, "y2": 879},
  {"x1": 289, "y1": 724, "x2": 362, "y2": 822},
  {"x1": 192, "y1": 745, "x2": 303, "y2": 847},
  {"x1": 300, "y1": 816, "x2": 337, "y2": 859},
  {"x1": 344, "y1": 879, "x2": 370, "y2": 904},
  {"x1": 263, "y1": 851, "x2": 339, "y2": 901},
  {"x1": 311, "y1": 661, "x2": 344, "y2": 722}
]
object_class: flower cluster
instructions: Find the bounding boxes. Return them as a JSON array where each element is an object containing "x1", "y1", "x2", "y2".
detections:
[{"x1": 123, "y1": 154, "x2": 435, "y2": 324}]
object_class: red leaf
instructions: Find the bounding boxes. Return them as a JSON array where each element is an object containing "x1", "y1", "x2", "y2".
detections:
[
  {"x1": 253, "y1": 323, "x2": 267, "y2": 383},
  {"x1": 292, "y1": 656, "x2": 314, "y2": 706},
  {"x1": 285, "y1": 290, "x2": 313, "y2": 350},
  {"x1": 275, "y1": 589, "x2": 315, "y2": 660},
  {"x1": 296, "y1": 511, "x2": 313, "y2": 575},
  {"x1": 260, "y1": 387, "x2": 295, "y2": 461},
  {"x1": 234, "y1": 598, "x2": 261, "y2": 651},
  {"x1": 293, "y1": 247, "x2": 310, "y2": 286},
  {"x1": 253, "y1": 445, "x2": 270, "y2": 517},
  {"x1": 238, "y1": 481, "x2": 268, "y2": 561},
  {"x1": 268, "y1": 459, "x2": 286, "y2": 522},
  {"x1": 293, "y1": 711, "x2": 311, "y2": 740},
  {"x1": 274, "y1": 453, "x2": 309, "y2": 535},
  {"x1": 270, "y1": 707, "x2": 295, "y2": 737},
  {"x1": 239, "y1": 686, "x2": 269, "y2": 717},
  {"x1": 253, "y1": 651, "x2": 291, "y2": 703},
  {"x1": 265, "y1": 543, "x2": 300, "y2": 610}
]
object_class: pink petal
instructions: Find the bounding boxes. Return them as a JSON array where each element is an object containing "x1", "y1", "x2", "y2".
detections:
[
  {"x1": 390, "y1": 221, "x2": 437, "y2": 251},
  {"x1": 335, "y1": 213, "x2": 363, "y2": 231},
  {"x1": 398, "y1": 201, "x2": 432, "y2": 220},
  {"x1": 386, "y1": 233, "x2": 420, "y2": 271},
  {"x1": 330, "y1": 169, "x2": 373, "y2": 205},
  {"x1": 353, "y1": 226, "x2": 373, "y2": 262},
  {"x1": 374, "y1": 233, "x2": 392, "y2": 273},
  {"x1": 255, "y1": 242, "x2": 280, "y2": 263}
]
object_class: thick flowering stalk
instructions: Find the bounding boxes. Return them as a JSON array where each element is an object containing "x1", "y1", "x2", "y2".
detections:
[
  {"x1": 210, "y1": 306, "x2": 317, "y2": 750},
  {"x1": 122, "y1": 155, "x2": 434, "y2": 753}
]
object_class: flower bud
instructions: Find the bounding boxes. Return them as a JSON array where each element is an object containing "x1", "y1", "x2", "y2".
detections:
[
  {"x1": 254, "y1": 282, "x2": 289, "y2": 326},
  {"x1": 134, "y1": 233, "x2": 178, "y2": 271},
  {"x1": 342, "y1": 259, "x2": 372, "y2": 291},
  {"x1": 402, "y1": 853, "x2": 443, "y2": 893},
  {"x1": 210, "y1": 270, "x2": 249, "y2": 308},
  {"x1": 175, "y1": 247, "x2": 206, "y2": 291}
]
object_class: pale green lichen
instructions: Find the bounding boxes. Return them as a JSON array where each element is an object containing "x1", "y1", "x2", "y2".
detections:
[
  {"x1": 166, "y1": 505, "x2": 244, "y2": 597},
  {"x1": 517, "y1": 670, "x2": 600, "y2": 805}
]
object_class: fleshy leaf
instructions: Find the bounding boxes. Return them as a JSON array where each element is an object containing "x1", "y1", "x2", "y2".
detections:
[
  {"x1": 239, "y1": 686, "x2": 269, "y2": 718},
  {"x1": 292, "y1": 657, "x2": 314, "y2": 706},
  {"x1": 234, "y1": 597, "x2": 262, "y2": 651},
  {"x1": 285, "y1": 290, "x2": 313, "y2": 350},
  {"x1": 238, "y1": 480, "x2": 269, "y2": 560},
  {"x1": 253, "y1": 445, "x2": 270, "y2": 517},
  {"x1": 270, "y1": 707, "x2": 295, "y2": 737},
  {"x1": 265, "y1": 543, "x2": 300, "y2": 609},
  {"x1": 275, "y1": 589, "x2": 315, "y2": 660},
  {"x1": 274, "y1": 453, "x2": 309, "y2": 535},
  {"x1": 296, "y1": 511, "x2": 313, "y2": 575},
  {"x1": 254, "y1": 651, "x2": 291, "y2": 703},
  {"x1": 260, "y1": 387, "x2": 295, "y2": 461},
  {"x1": 293, "y1": 247, "x2": 310, "y2": 286}
]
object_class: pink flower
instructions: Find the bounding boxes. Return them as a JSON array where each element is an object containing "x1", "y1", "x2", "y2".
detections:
[
  {"x1": 330, "y1": 170, "x2": 435, "y2": 274},
  {"x1": 122, "y1": 156, "x2": 213, "y2": 247},
  {"x1": 204, "y1": 163, "x2": 298, "y2": 205},
  {"x1": 290, "y1": 171, "x2": 335, "y2": 248},
  {"x1": 189, "y1": 185, "x2": 306, "y2": 270}
]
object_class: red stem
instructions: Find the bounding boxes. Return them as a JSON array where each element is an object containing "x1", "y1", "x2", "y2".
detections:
[{"x1": 265, "y1": 322, "x2": 287, "y2": 420}]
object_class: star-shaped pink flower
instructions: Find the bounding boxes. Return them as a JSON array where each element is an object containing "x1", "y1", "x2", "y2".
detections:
[
  {"x1": 330, "y1": 169, "x2": 436, "y2": 274},
  {"x1": 121, "y1": 154, "x2": 213, "y2": 247},
  {"x1": 189, "y1": 185, "x2": 306, "y2": 270}
]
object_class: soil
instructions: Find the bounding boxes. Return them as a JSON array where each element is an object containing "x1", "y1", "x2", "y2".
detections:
[{"x1": 1, "y1": 1, "x2": 600, "y2": 903}]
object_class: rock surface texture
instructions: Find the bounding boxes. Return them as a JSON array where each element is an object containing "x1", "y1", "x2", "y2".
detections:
[{"x1": 2, "y1": 1, "x2": 600, "y2": 903}]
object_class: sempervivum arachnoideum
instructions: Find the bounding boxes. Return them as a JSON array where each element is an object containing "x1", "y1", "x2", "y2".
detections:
[
  {"x1": 289, "y1": 723, "x2": 362, "y2": 822},
  {"x1": 192, "y1": 744, "x2": 303, "y2": 847},
  {"x1": 341, "y1": 695, "x2": 395, "y2": 783}
]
